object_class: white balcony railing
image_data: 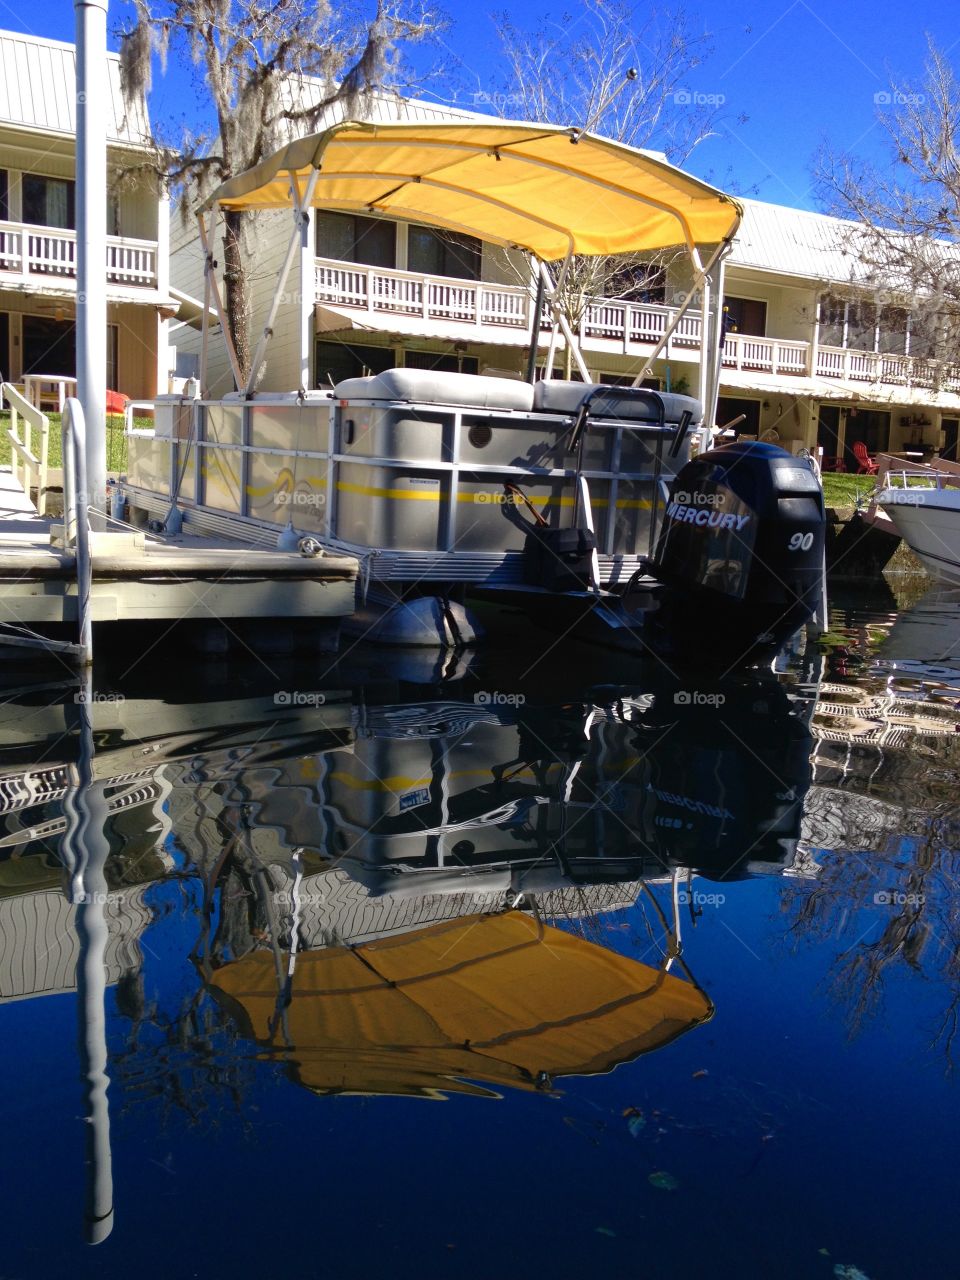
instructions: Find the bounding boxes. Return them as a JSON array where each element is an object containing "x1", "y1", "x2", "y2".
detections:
[
  {"x1": 0, "y1": 221, "x2": 158, "y2": 288},
  {"x1": 314, "y1": 256, "x2": 960, "y2": 396}
]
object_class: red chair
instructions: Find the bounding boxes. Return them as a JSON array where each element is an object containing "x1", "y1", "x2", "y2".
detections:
[
  {"x1": 851, "y1": 441, "x2": 878, "y2": 474},
  {"x1": 105, "y1": 389, "x2": 129, "y2": 415}
]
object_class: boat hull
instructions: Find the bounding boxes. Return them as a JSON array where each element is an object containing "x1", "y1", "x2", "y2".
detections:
[{"x1": 879, "y1": 489, "x2": 960, "y2": 584}]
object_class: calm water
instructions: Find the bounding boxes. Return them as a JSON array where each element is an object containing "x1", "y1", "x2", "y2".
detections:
[{"x1": 2, "y1": 585, "x2": 959, "y2": 1280}]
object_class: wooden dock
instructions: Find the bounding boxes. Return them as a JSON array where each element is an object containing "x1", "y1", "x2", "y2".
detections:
[{"x1": 0, "y1": 467, "x2": 359, "y2": 648}]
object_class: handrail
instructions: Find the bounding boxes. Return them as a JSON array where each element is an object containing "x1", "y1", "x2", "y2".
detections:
[
  {"x1": 62, "y1": 398, "x2": 94, "y2": 666},
  {"x1": 0, "y1": 381, "x2": 50, "y2": 514}
]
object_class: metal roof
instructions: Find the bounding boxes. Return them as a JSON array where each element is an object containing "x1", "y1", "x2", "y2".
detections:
[
  {"x1": 0, "y1": 30, "x2": 150, "y2": 146},
  {"x1": 728, "y1": 198, "x2": 874, "y2": 283},
  {"x1": 729, "y1": 197, "x2": 960, "y2": 287}
]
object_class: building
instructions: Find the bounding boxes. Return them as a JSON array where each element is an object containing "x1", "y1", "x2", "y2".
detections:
[{"x1": 0, "y1": 30, "x2": 174, "y2": 403}]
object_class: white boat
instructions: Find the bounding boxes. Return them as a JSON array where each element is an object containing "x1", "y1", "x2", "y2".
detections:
[
  {"x1": 121, "y1": 118, "x2": 827, "y2": 663},
  {"x1": 877, "y1": 469, "x2": 960, "y2": 584}
]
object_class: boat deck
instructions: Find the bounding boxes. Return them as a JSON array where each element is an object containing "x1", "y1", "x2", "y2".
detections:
[{"x1": 0, "y1": 467, "x2": 359, "y2": 641}]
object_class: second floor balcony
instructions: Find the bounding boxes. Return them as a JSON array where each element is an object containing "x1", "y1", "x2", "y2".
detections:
[
  {"x1": 0, "y1": 220, "x2": 159, "y2": 292},
  {"x1": 315, "y1": 255, "x2": 960, "y2": 398}
]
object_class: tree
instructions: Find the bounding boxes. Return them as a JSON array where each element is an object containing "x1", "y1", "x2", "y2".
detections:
[
  {"x1": 815, "y1": 39, "x2": 960, "y2": 373},
  {"x1": 119, "y1": 0, "x2": 437, "y2": 381},
  {"x1": 480, "y1": 1, "x2": 729, "y2": 374}
]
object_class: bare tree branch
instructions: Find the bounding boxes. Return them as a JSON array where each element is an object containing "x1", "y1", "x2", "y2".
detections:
[{"x1": 118, "y1": 0, "x2": 438, "y2": 379}]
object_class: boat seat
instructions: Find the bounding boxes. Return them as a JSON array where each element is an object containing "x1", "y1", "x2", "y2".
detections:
[
  {"x1": 533, "y1": 379, "x2": 702, "y2": 424},
  {"x1": 333, "y1": 368, "x2": 535, "y2": 412}
]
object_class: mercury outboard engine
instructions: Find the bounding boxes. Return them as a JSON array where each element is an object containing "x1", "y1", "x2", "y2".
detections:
[{"x1": 651, "y1": 441, "x2": 825, "y2": 664}]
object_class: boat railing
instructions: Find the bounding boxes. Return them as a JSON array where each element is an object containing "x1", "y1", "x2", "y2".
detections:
[
  {"x1": 121, "y1": 390, "x2": 691, "y2": 580},
  {"x1": 0, "y1": 380, "x2": 50, "y2": 514}
]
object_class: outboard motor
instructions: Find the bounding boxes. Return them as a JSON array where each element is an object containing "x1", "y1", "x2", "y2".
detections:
[{"x1": 651, "y1": 441, "x2": 825, "y2": 664}]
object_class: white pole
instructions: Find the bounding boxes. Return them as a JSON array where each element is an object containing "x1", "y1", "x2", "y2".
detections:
[{"x1": 75, "y1": 0, "x2": 108, "y2": 527}]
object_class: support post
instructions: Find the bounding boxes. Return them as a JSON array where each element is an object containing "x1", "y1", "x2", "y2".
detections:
[
  {"x1": 155, "y1": 181, "x2": 171, "y2": 395},
  {"x1": 245, "y1": 167, "x2": 320, "y2": 396},
  {"x1": 75, "y1": 0, "x2": 108, "y2": 528},
  {"x1": 539, "y1": 259, "x2": 591, "y2": 382},
  {"x1": 198, "y1": 211, "x2": 244, "y2": 392}
]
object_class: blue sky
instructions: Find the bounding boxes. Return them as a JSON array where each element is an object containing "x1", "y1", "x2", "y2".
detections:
[{"x1": 2, "y1": 0, "x2": 957, "y2": 212}]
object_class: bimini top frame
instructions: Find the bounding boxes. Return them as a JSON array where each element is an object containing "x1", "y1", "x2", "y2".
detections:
[{"x1": 197, "y1": 117, "x2": 744, "y2": 401}]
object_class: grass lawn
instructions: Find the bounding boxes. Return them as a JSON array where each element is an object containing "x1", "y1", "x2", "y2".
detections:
[
  {"x1": 821, "y1": 472, "x2": 878, "y2": 510},
  {"x1": 0, "y1": 412, "x2": 140, "y2": 474}
]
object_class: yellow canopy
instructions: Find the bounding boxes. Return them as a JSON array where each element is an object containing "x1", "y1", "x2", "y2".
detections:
[
  {"x1": 211, "y1": 910, "x2": 713, "y2": 1099},
  {"x1": 202, "y1": 119, "x2": 742, "y2": 261}
]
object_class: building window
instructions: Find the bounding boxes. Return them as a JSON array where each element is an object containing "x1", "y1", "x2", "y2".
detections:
[
  {"x1": 316, "y1": 212, "x2": 395, "y2": 268},
  {"x1": 819, "y1": 294, "x2": 913, "y2": 355},
  {"x1": 723, "y1": 296, "x2": 767, "y2": 337},
  {"x1": 716, "y1": 396, "x2": 761, "y2": 436},
  {"x1": 107, "y1": 324, "x2": 119, "y2": 391},
  {"x1": 845, "y1": 300, "x2": 877, "y2": 351},
  {"x1": 606, "y1": 261, "x2": 666, "y2": 304},
  {"x1": 315, "y1": 340, "x2": 395, "y2": 389},
  {"x1": 22, "y1": 174, "x2": 75, "y2": 229},
  {"x1": 403, "y1": 349, "x2": 479, "y2": 374},
  {"x1": 22, "y1": 314, "x2": 75, "y2": 376},
  {"x1": 844, "y1": 408, "x2": 889, "y2": 465},
  {"x1": 0, "y1": 170, "x2": 8, "y2": 222},
  {"x1": 407, "y1": 225, "x2": 481, "y2": 280},
  {"x1": 818, "y1": 294, "x2": 845, "y2": 348},
  {"x1": 0, "y1": 312, "x2": 8, "y2": 381}
]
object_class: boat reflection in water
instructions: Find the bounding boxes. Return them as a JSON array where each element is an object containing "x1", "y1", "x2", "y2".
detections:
[
  {"x1": 174, "y1": 669, "x2": 815, "y2": 1101},
  {"x1": 0, "y1": 660, "x2": 815, "y2": 1237}
]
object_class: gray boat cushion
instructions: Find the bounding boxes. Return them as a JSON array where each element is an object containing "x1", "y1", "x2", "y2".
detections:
[
  {"x1": 333, "y1": 367, "x2": 535, "y2": 412},
  {"x1": 533, "y1": 379, "x2": 702, "y2": 424}
]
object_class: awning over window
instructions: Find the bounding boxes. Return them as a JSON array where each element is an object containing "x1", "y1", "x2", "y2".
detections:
[{"x1": 201, "y1": 119, "x2": 742, "y2": 261}]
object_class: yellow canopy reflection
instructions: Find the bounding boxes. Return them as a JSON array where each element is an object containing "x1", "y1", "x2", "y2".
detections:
[
  {"x1": 202, "y1": 119, "x2": 742, "y2": 260},
  {"x1": 211, "y1": 910, "x2": 713, "y2": 1099}
]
